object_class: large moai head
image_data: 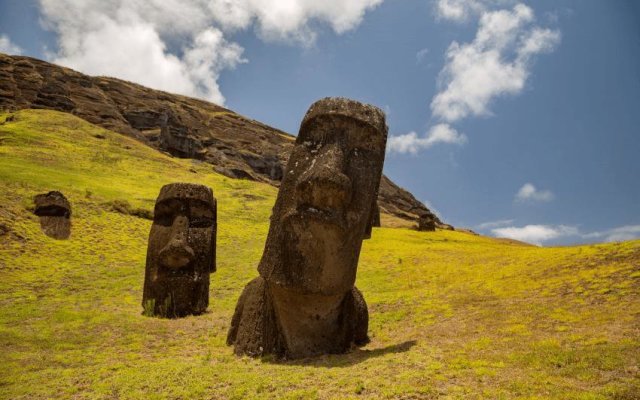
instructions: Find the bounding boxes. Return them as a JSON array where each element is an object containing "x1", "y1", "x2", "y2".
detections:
[
  {"x1": 258, "y1": 97, "x2": 388, "y2": 295},
  {"x1": 142, "y1": 183, "x2": 216, "y2": 318},
  {"x1": 33, "y1": 191, "x2": 71, "y2": 239}
]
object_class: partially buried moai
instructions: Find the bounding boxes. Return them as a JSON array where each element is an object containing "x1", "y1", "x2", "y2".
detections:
[
  {"x1": 34, "y1": 191, "x2": 71, "y2": 239},
  {"x1": 417, "y1": 210, "x2": 437, "y2": 232},
  {"x1": 227, "y1": 97, "x2": 388, "y2": 359},
  {"x1": 142, "y1": 183, "x2": 217, "y2": 318}
]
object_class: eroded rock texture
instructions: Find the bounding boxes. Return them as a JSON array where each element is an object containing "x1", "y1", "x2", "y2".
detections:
[
  {"x1": 33, "y1": 191, "x2": 71, "y2": 239},
  {"x1": 142, "y1": 183, "x2": 217, "y2": 318},
  {"x1": 417, "y1": 210, "x2": 437, "y2": 232},
  {"x1": 365, "y1": 202, "x2": 382, "y2": 240},
  {"x1": 228, "y1": 97, "x2": 386, "y2": 359},
  {"x1": 0, "y1": 54, "x2": 442, "y2": 226}
]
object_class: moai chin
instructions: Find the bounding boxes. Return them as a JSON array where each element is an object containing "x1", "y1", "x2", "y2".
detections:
[
  {"x1": 34, "y1": 191, "x2": 71, "y2": 239},
  {"x1": 142, "y1": 183, "x2": 217, "y2": 318},
  {"x1": 227, "y1": 97, "x2": 388, "y2": 359}
]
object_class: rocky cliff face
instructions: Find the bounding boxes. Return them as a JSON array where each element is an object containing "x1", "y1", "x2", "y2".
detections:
[{"x1": 0, "y1": 53, "x2": 441, "y2": 225}]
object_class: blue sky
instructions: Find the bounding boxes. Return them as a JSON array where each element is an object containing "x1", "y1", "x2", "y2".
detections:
[{"x1": 1, "y1": 0, "x2": 638, "y2": 245}]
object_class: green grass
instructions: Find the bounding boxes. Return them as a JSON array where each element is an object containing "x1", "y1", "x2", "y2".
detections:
[{"x1": 0, "y1": 109, "x2": 639, "y2": 399}]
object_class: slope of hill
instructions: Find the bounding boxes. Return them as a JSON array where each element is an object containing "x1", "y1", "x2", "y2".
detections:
[
  {"x1": 0, "y1": 110, "x2": 638, "y2": 399},
  {"x1": 0, "y1": 53, "x2": 440, "y2": 227}
]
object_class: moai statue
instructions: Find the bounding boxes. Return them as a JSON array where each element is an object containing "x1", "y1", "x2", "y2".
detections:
[
  {"x1": 417, "y1": 211, "x2": 436, "y2": 232},
  {"x1": 227, "y1": 97, "x2": 388, "y2": 359},
  {"x1": 142, "y1": 183, "x2": 217, "y2": 318},
  {"x1": 33, "y1": 191, "x2": 71, "y2": 239}
]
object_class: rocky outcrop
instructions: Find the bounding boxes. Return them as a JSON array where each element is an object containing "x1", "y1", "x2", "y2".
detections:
[{"x1": 0, "y1": 53, "x2": 441, "y2": 225}]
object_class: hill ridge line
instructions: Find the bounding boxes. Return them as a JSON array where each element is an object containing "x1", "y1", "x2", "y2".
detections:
[{"x1": 0, "y1": 53, "x2": 443, "y2": 227}]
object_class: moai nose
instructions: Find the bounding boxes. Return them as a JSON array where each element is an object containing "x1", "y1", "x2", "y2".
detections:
[
  {"x1": 296, "y1": 142, "x2": 352, "y2": 210},
  {"x1": 158, "y1": 215, "x2": 195, "y2": 269}
]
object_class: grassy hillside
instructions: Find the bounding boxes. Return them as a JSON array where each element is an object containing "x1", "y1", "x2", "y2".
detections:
[{"x1": 0, "y1": 109, "x2": 638, "y2": 399}]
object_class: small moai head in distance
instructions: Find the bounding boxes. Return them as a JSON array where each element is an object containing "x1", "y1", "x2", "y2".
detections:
[
  {"x1": 258, "y1": 97, "x2": 388, "y2": 296},
  {"x1": 142, "y1": 183, "x2": 217, "y2": 318},
  {"x1": 417, "y1": 211, "x2": 436, "y2": 232},
  {"x1": 33, "y1": 191, "x2": 71, "y2": 239}
]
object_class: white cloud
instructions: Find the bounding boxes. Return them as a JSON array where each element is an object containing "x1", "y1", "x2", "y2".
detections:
[
  {"x1": 423, "y1": 199, "x2": 442, "y2": 219},
  {"x1": 518, "y1": 27, "x2": 562, "y2": 58},
  {"x1": 209, "y1": 0, "x2": 384, "y2": 44},
  {"x1": 476, "y1": 218, "x2": 514, "y2": 230},
  {"x1": 515, "y1": 183, "x2": 554, "y2": 202},
  {"x1": 399, "y1": 2, "x2": 560, "y2": 155},
  {"x1": 431, "y1": 4, "x2": 560, "y2": 123},
  {"x1": 38, "y1": 0, "x2": 382, "y2": 104},
  {"x1": 416, "y1": 47, "x2": 430, "y2": 63},
  {"x1": 492, "y1": 224, "x2": 578, "y2": 245},
  {"x1": 491, "y1": 223, "x2": 640, "y2": 245},
  {"x1": 0, "y1": 34, "x2": 22, "y2": 55},
  {"x1": 583, "y1": 225, "x2": 640, "y2": 243},
  {"x1": 387, "y1": 123, "x2": 467, "y2": 154},
  {"x1": 435, "y1": 0, "x2": 486, "y2": 22}
]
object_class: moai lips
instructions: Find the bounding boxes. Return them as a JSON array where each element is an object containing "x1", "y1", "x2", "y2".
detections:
[
  {"x1": 33, "y1": 191, "x2": 71, "y2": 239},
  {"x1": 227, "y1": 98, "x2": 388, "y2": 359},
  {"x1": 142, "y1": 183, "x2": 217, "y2": 318}
]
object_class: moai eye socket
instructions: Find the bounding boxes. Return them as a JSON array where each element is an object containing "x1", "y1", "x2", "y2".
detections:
[
  {"x1": 153, "y1": 199, "x2": 185, "y2": 226},
  {"x1": 153, "y1": 210, "x2": 175, "y2": 227},
  {"x1": 189, "y1": 217, "x2": 214, "y2": 228},
  {"x1": 189, "y1": 202, "x2": 215, "y2": 228},
  {"x1": 34, "y1": 204, "x2": 70, "y2": 218},
  {"x1": 33, "y1": 191, "x2": 72, "y2": 240}
]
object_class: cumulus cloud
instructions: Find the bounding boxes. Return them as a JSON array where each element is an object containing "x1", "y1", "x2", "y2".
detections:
[
  {"x1": 0, "y1": 34, "x2": 22, "y2": 55},
  {"x1": 391, "y1": 2, "x2": 560, "y2": 155},
  {"x1": 38, "y1": 0, "x2": 382, "y2": 104},
  {"x1": 207, "y1": 0, "x2": 384, "y2": 43},
  {"x1": 491, "y1": 223, "x2": 640, "y2": 245},
  {"x1": 431, "y1": 4, "x2": 561, "y2": 122},
  {"x1": 476, "y1": 219, "x2": 514, "y2": 230},
  {"x1": 492, "y1": 224, "x2": 578, "y2": 245},
  {"x1": 583, "y1": 225, "x2": 640, "y2": 243},
  {"x1": 515, "y1": 183, "x2": 554, "y2": 202},
  {"x1": 387, "y1": 123, "x2": 467, "y2": 154},
  {"x1": 435, "y1": 0, "x2": 487, "y2": 22}
]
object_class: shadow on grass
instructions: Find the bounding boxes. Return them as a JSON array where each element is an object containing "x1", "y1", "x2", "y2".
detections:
[{"x1": 263, "y1": 340, "x2": 418, "y2": 368}]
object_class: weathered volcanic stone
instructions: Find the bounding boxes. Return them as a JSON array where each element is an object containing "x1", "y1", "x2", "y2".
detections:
[
  {"x1": 417, "y1": 211, "x2": 437, "y2": 232},
  {"x1": 363, "y1": 202, "x2": 381, "y2": 240},
  {"x1": 227, "y1": 97, "x2": 387, "y2": 359},
  {"x1": 33, "y1": 191, "x2": 71, "y2": 239},
  {"x1": 142, "y1": 183, "x2": 217, "y2": 318}
]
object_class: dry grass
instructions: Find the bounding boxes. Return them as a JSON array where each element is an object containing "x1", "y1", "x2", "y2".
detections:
[{"x1": 0, "y1": 110, "x2": 638, "y2": 399}]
